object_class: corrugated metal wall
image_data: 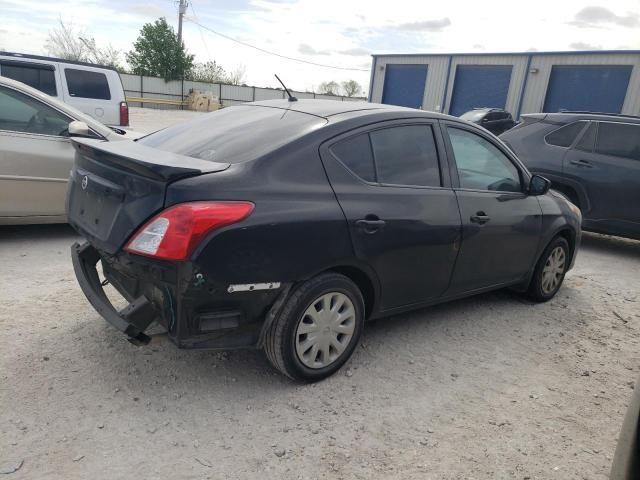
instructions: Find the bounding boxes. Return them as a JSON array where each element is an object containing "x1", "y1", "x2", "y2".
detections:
[
  {"x1": 521, "y1": 53, "x2": 640, "y2": 115},
  {"x1": 120, "y1": 73, "x2": 365, "y2": 109},
  {"x1": 370, "y1": 52, "x2": 640, "y2": 118}
]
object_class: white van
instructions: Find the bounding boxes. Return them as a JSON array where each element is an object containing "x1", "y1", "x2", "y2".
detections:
[{"x1": 0, "y1": 51, "x2": 129, "y2": 127}]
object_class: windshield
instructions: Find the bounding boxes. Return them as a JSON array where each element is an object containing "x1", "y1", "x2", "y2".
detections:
[
  {"x1": 460, "y1": 110, "x2": 487, "y2": 122},
  {"x1": 138, "y1": 105, "x2": 327, "y2": 164}
]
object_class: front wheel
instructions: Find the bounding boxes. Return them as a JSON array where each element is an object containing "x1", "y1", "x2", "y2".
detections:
[
  {"x1": 527, "y1": 236, "x2": 570, "y2": 302},
  {"x1": 264, "y1": 273, "x2": 365, "y2": 382}
]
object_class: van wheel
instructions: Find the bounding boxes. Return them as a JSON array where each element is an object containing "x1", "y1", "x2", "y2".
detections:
[
  {"x1": 527, "y1": 236, "x2": 570, "y2": 302},
  {"x1": 264, "y1": 273, "x2": 364, "y2": 382}
]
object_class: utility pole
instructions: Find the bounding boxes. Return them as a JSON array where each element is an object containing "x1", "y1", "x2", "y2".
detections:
[{"x1": 177, "y1": 0, "x2": 188, "y2": 46}]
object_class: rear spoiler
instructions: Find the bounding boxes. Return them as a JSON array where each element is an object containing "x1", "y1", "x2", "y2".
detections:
[{"x1": 71, "y1": 138, "x2": 230, "y2": 182}]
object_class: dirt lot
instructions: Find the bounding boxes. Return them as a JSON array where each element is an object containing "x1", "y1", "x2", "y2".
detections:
[{"x1": 0, "y1": 226, "x2": 638, "y2": 480}]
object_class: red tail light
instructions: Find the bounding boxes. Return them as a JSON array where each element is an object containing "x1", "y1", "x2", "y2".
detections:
[
  {"x1": 119, "y1": 101, "x2": 129, "y2": 126},
  {"x1": 124, "y1": 202, "x2": 254, "y2": 260}
]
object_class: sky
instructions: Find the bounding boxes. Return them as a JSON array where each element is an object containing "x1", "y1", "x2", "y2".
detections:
[{"x1": 1, "y1": 0, "x2": 640, "y2": 93}]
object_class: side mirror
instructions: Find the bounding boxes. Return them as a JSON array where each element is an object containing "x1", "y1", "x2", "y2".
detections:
[
  {"x1": 529, "y1": 174, "x2": 551, "y2": 196},
  {"x1": 68, "y1": 121, "x2": 92, "y2": 138}
]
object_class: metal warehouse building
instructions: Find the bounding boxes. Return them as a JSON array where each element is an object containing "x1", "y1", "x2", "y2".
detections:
[{"x1": 368, "y1": 50, "x2": 640, "y2": 118}]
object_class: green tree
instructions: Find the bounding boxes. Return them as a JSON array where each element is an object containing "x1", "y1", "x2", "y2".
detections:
[
  {"x1": 318, "y1": 81, "x2": 340, "y2": 95},
  {"x1": 126, "y1": 18, "x2": 194, "y2": 81},
  {"x1": 341, "y1": 79, "x2": 362, "y2": 97},
  {"x1": 187, "y1": 61, "x2": 229, "y2": 83}
]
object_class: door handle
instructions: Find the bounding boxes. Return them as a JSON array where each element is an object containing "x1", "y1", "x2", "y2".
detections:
[
  {"x1": 355, "y1": 217, "x2": 386, "y2": 234},
  {"x1": 570, "y1": 159, "x2": 593, "y2": 168},
  {"x1": 470, "y1": 212, "x2": 491, "y2": 225}
]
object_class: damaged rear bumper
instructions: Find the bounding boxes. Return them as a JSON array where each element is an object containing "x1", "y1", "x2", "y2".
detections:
[
  {"x1": 71, "y1": 241, "x2": 287, "y2": 350},
  {"x1": 71, "y1": 242, "x2": 155, "y2": 345}
]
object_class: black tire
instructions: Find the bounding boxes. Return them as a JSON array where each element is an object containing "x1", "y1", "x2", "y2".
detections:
[
  {"x1": 527, "y1": 236, "x2": 570, "y2": 302},
  {"x1": 264, "y1": 272, "x2": 365, "y2": 382}
]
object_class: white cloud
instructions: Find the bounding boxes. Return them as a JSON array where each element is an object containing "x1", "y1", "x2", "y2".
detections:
[{"x1": 1, "y1": 0, "x2": 640, "y2": 93}]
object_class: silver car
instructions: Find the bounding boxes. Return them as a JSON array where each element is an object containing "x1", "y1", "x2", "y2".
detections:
[{"x1": 0, "y1": 76, "x2": 138, "y2": 225}]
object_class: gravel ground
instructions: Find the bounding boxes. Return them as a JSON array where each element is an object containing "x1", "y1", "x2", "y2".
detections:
[
  {"x1": 129, "y1": 107, "x2": 204, "y2": 134},
  {"x1": 0, "y1": 226, "x2": 638, "y2": 480}
]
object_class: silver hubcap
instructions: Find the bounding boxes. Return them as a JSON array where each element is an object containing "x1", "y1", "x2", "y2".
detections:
[
  {"x1": 295, "y1": 292, "x2": 356, "y2": 369},
  {"x1": 541, "y1": 246, "x2": 566, "y2": 294}
]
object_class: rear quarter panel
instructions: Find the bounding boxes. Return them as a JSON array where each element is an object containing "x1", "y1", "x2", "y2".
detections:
[{"x1": 165, "y1": 139, "x2": 358, "y2": 287}]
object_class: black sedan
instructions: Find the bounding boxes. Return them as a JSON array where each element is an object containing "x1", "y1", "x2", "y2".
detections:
[
  {"x1": 67, "y1": 99, "x2": 582, "y2": 381},
  {"x1": 460, "y1": 107, "x2": 516, "y2": 135}
]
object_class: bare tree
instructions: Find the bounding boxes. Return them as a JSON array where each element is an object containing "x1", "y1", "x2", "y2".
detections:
[
  {"x1": 45, "y1": 18, "x2": 86, "y2": 61},
  {"x1": 45, "y1": 18, "x2": 122, "y2": 69},
  {"x1": 318, "y1": 81, "x2": 340, "y2": 95},
  {"x1": 341, "y1": 80, "x2": 362, "y2": 97},
  {"x1": 79, "y1": 37, "x2": 121, "y2": 69},
  {"x1": 227, "y1": 65, "x2": 247, "y2": 85}
]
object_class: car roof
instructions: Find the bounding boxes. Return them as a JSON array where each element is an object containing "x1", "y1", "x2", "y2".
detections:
[
  {"x1": 245, "y1": 99, "x2": 454, "y2": 121},
  {"x1": 0, "y1": 76, "x2": 114, "y2": 137},
  {"x1": 535, "y1": 112, "x2": 640, "y2": 124},
  {"x1": 0, "y1": 51, "x2": 119, "y2": 72}
]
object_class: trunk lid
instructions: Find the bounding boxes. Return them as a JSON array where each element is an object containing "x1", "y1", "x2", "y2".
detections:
[{"x1": 66, "y1": 138, "x2": 230, "y2": 254}]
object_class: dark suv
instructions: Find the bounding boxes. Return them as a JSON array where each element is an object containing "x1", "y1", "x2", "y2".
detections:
[
  {"x1": 460, "y1": 108, "x2": 516, "y2": 135},
  {"x1": 501, "y1": 112, "x2": 640, "y2": 240}
]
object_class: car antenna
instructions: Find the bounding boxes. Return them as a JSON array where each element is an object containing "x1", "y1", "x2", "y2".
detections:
[{"x1": 274, "y1": 74, "x2": 297, "y2": 102}]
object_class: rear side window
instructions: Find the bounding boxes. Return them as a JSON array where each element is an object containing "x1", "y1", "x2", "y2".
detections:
[
  {"x1": 370, "y1": 125, "x2": 441, "y2": 187},
  {"x1": 1, "y1": 62, "x2": 57, "y2": 96},
  {"x1": 596, "y1": 123, "x2": 640, "y2": 161},
  {"x1": 545, "y1": 121, "x2": 586, "y2": 147},
  {"x1": 64, "y1": 69, "x2": 111, "y2": 100},
  {"x1": 574, "y1": 122, "x2": 596, "y2": 152},
  {"x1": 330, "y1": 134, "x2": 375, "y2": 182}
]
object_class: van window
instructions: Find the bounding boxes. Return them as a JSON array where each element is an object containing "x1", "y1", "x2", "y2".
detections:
[
  {"x1": 545, "y1": 121, "x2": 586, "y2": 148},
  {"x1": 0, "y1": 62, "x2": 57, "y2": 96},
  {"x1": 64, "y1": 69, "x2": 111, "y2": 100},
  {"x1": 596, "y1": 123, "x2": 640, "y2": 161}
]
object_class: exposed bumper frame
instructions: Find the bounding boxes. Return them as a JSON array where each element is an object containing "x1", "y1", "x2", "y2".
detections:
[{"x1": 71, "y1": 241, "x2": 157, "y2": 346}]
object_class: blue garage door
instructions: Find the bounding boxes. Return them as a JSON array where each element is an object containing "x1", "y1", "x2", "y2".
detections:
[
  {"x1": 543, "y1": 65, "x2": 632, "y2": 113},
  {"x1": 449, "y1": 65, "x2": 512, "y2": 116},
  {"x1": 382, "y1": 64, "x2": 427, "y2": 109}
]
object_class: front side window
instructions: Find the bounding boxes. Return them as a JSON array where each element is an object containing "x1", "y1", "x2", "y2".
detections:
[
  {"x1": 448, "y1": 127, "x2": 522, "y2": 192},
  {"x1": 0, "y1": 62, "x2": 57, "y2": 96},
  {"x1": 0, "y1": 86, "x2": 71, "y2": 136},
  {"x1": 545, "y1": 121, "x2": 586, "y2": 148},
  {"x1": 330, "y1": 134, "x2": 375, "y2": 182},
  {"x1": 369, "y1": 125, "x2": 441, "y2": 187},
  {"x1": 596, "y1": 123, "x2": 640, "y2": 161},
  {"x1": 65, "y1": 69, "x2": 111, "y2": 100}
]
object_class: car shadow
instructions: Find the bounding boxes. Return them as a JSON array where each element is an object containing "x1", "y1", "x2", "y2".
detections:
[
  {"x1": 580, "y1": 232, "x2": 640, "y2": 260},
  {"x1": 0, "y1": 223, "x2": 79, "y2": 244}
]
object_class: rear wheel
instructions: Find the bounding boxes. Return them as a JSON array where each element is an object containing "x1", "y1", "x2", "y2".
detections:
[
  {"x1": 527, "y1": 236, "x2": 570, "y2": 302},
  {"x1": 264, "y1": 273, "x2": 364, "y2": 382}
]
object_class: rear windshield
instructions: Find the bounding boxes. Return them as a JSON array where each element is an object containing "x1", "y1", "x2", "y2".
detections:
[{"x1": 138, "y1": 106, "x2": 327, "y2": 163}]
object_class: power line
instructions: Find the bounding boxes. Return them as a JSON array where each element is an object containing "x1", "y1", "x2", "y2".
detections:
[
  {"x1": 184, "y1": 16, "x2": 369, "y2": 72},
  {"x1": 189, "y1": 1, "x2": 212, "y2": 63}
]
